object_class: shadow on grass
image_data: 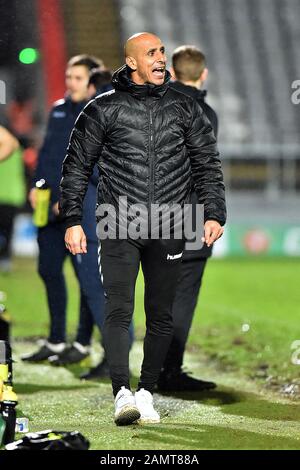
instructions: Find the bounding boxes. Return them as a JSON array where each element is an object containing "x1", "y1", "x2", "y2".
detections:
[
  {"x1": 220, "y1": 392, "x2": 300, "y2": 422},
  {"x1": 134, "y1": 423, "x2": 300, "y2": 450},
  {"x1": 156, "y1": 388, "x2": 242, "y2": 424},
  {"x1": 156, "y1": 387, "x2": 241, "y2": 405},
  {"x1": 157, "y1": 386, "x2": 300, "y2": 422},
  {"x1": 107, "y1": 374, "x2": 300, "y2": 423}
]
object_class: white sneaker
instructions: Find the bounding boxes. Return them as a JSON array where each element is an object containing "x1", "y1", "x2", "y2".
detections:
[
  {"x1": 135, "y1": 388, "x2": 160, "y2": 424},
  {"x1": 114, "y1": 386, "x2": 140, "y2": 426}
]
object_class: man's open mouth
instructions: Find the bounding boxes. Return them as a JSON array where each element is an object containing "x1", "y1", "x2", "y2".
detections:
[{"x1": 152, "y1": 66, "x2": 165, "y2": 79}]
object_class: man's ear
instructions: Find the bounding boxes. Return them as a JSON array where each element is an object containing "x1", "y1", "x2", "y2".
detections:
[
  {"x1": 126, "y1": 56, "x2": 137, "y2": 71},
  {"x1": 170, "y1": 66, "x2": 176, "y2": 80},
  {"x1": 200, "y1": 67, "x2": 208, "y2": 83}
]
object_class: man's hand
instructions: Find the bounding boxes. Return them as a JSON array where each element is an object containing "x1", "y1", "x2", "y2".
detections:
[
  {"x1": 65, "y1": 225, "x2": 87, "y2": 255},
  {"x1": 202, "y1": 220, "x2": 224, "y2": 247},
  {"x1": 52, "y1": 202, "x2": 60, "y2": 216}
]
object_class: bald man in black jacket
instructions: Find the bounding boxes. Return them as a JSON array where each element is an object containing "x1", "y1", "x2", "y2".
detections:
[{"x1": 60, "y1": 34, "x2": 226, "y2": 424}]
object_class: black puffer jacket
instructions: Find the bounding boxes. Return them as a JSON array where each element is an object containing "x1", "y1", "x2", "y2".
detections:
[
  {"x1": 170, "y1": 81, "x2": 219, "y2": 259},
  {"x1": 60, "y1": 65, "x2": 226, "y2": 232},
  {"x1": 170, "y1": 81, "x2": 218, "y2": 138}
]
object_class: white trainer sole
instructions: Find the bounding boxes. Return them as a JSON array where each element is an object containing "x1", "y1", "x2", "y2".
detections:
[{"x1": 137, "y1": 417, "x2": 160, "y2": 424}]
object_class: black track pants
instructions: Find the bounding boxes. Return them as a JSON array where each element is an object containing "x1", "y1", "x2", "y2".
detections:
[
  {"x1": 100, "y1": 238, "x2": 185, "y2": 396},
  {"x1": 164, "y1": 258, "x2": 207, "y2": 370}
]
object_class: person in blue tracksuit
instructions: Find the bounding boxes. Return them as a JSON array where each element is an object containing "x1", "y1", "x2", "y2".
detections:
[{"x1": 22, "y1": 55, "x2": 134, "y2": 374}]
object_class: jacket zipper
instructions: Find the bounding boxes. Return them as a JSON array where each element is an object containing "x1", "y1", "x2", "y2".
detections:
[{"x1": 148, "y1": 103, "x2": 154, "y2": 210}]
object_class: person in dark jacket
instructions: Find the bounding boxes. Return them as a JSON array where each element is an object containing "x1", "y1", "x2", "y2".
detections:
[
  {"x1": 157, "y1": 45, "x2": 220, "y2": 392},
  {"x1": 60, "y1": 33, "x2": 226, "y2": 425},
  {"x1": 22, "y1": 55, "x2": 131, "y2": 373}
]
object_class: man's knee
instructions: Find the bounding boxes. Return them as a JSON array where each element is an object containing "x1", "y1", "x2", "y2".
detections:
[
  {"x1": 104, "y1": 292, "x2": 134, "y2": 328},
  {"x1": 145, "y1": 305, "x2": 173, "y2": 336}
]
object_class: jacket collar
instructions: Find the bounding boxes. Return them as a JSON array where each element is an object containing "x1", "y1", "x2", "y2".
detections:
[{"x1": 112, "y1": 64, "x2": 170, "y2": 99}]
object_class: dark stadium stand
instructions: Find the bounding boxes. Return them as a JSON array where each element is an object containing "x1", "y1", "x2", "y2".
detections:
[{"x1": 118, "y1": 0, "x2": 300, "y2": 198}]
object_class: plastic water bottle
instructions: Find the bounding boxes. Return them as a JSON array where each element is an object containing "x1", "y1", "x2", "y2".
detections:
[{"x1": 15, "y1": 417, "x2": 29, "y2": 433}]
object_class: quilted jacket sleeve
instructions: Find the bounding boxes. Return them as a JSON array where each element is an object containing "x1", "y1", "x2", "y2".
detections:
[
  {"x1": 59, "y1": 100, "x2": 105, "y2": 229},
  {"x1": 185, "y1": 99, "x2": 226, "y2": 226}
]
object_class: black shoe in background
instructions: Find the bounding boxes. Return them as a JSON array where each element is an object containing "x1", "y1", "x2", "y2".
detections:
[
  {"x1": 21, "y1": 345, "x2": 59, "y2": 363},
  {"x1": 156, "y1": 368, "x2": 217, "y2": 392},
  {"x1": 49, "y1": 344, "x2": 90, "y2": 366},
  {"x1": 80, "y1": 358, "x2": 110, "y2": 380}
]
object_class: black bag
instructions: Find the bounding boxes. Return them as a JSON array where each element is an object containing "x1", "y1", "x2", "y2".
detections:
[{"x1": 5, "y1": 430, "x2": 90, "y2": 450}]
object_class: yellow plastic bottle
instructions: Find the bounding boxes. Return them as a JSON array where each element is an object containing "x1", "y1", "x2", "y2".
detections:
[{"x1": 33, "y1": 179, "x2": 51, "y2": 228}]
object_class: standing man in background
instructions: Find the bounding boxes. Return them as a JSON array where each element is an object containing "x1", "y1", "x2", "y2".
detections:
[
  {"x1": 158, "y1": 45, "x2": 219, "y2": 392},
  {"x1": 22, "y1": 55, "x2": 111, "y2": 369}
]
